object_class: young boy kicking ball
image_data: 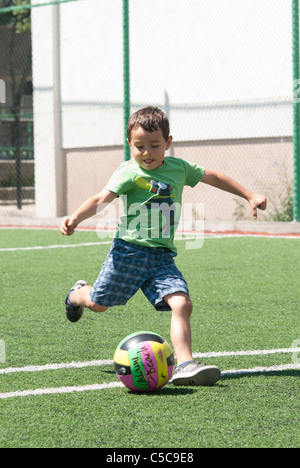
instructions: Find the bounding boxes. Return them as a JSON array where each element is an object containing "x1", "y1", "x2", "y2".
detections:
[{"x1": 61, "y1": 106, "x2": 267, "y2": 386}]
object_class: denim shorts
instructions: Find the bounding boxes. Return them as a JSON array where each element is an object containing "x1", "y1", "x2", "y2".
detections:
[{"x1": 89, "y1": 239, "x2": 189, "y2": 311}]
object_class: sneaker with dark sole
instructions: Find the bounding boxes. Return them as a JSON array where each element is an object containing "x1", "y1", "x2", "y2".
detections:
[
  {"x1": 171, "y1": 361, "x2": 221, "y2": 386},
  {"x1": 65, "y1": 280, "x2": 88, "y2": 323}
]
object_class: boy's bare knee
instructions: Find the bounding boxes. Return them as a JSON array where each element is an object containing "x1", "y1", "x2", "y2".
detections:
[
  {"x1": 164, "y1": 292, "x2": 193, "y2": 316},
  {"x1": 184, "y1": 298, "x2": 193, "y2": 316},
  {"x1": 87, "y1": 300, "x2": 108, "y2": 313},
  {"x1": 180, "y1": 297, "x2": 193, "y2": 317}
]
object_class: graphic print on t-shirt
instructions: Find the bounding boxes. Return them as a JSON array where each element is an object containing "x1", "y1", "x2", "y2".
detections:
[{"x1": 134, "y1": 176, "x2": 177, "y2": 236}]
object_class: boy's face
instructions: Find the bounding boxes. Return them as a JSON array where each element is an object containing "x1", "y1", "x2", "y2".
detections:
[{"x1": 128, "y1": 126, "x2": 172, "y2": 171}]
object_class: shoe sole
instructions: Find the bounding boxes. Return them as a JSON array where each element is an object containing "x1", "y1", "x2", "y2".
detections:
[
  {"x1": 65, "y1": 280, "x2": 88, "y2": 323},
  {"x1": 65, "y1": 302, "x2": 84, "y2": 323},
  {"x1": 172, "y1": 365, "x2": 221, "y2": 387}
]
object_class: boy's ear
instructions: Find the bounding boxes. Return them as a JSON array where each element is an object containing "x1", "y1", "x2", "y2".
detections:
[
  {"x1": 166, "y1": 135, "x2": 173, "y2": 150},
  {"x1": 127, "y1": 138, "x2": 131, "y2": 148}
]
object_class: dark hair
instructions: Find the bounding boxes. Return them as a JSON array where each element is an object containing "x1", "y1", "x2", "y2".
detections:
[{"x1": 127, "y1": 106, "x2": 170, "y2": 142}]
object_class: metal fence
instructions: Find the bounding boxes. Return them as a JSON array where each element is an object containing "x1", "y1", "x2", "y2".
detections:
[
  {"x1": 0, "y1": 0, "x2": 299, "y2": 222},
  {"x1": 0, "y1": 0, "x2": 33, "y2": 208}
]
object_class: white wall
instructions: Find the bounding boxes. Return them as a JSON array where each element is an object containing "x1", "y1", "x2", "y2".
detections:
[
  {"x1": 31, "y1": 2, "x2": 65, "y2": 217},
  {"x1": 60, "y1": 0, "x2": 123, "y2": 148},
  {"x1": 31, "y1": 0, "x2": 294, "y2": 216},
  {"x1": 131, "y1": 0, "x2": 292, "y2": 103},
  {"x1": 58, "y1": 0, "x2": 293, "y2": 147}
]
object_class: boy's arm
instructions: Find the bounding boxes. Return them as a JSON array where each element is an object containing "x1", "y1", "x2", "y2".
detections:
[
  {"x1": 60, "y1": 189, "x2": 118, "y2": 236},
  {"x1": 200, "y1": 169, "x2": 267, "y2": 219}
]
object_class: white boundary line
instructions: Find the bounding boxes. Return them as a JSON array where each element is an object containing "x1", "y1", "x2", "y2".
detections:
[
  {"x1": 0, "y1": 363, "x2": 299, "y2": 400},
  {"x1": 0, "y1": 234, "x2": 299, "y2": 252},
  {"x1": 1, "y1": 224, "x2": 300, "y2": 237},
  {"x1": 1, "y1": 347, "x2": 299, "y2": 375},
  {"x1": 1, "y1": 348, "x2": 299, "y2": 399},
  {"x1": 0, "y1": 359, "x2": 114, "y2": 375},
  {"x1": 0, "y1": 382, "x2": 123, "y2": 399},
  {"x1": 221, "y1": 363, "x2": 300, "y2": 377},
  {"x1": 0, "y1": 241, "x2": 111, "y2": 252},
  {"x1": 192, "y1": 347, "x2": 300, "y2": 359}
]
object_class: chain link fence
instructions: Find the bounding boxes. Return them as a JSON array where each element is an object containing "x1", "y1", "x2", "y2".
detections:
[
  {"x1": 0, "y1": 0, "x2": 33, "y2": 208},
  {"x1": 0, "y1": 0, "x2": 297, "y2": 222}
]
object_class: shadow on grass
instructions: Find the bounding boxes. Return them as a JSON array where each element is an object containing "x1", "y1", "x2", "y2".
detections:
[
  {"x1": 128, "y1": 387, "x2": 197, "y2": 396},
  {"x1": 221, "y1": 369, "x2": 300, "y2": 381}
]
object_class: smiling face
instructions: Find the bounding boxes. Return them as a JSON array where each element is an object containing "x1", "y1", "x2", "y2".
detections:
[{"x1": 128, "y1": 126, "x2": 172, "y2": 171}]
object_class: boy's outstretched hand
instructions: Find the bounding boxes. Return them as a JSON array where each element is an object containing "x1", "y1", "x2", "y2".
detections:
[
  {"x1": 201, "y1": 170, "x2": 267, "y2": 220},
  {"x1": 60, "y1": 216, "x2": 78, "y2": 236},
  {"x1": 60, "y1": 190, "x2": 118, "y2": 236},
  {"x1": 248, "y1": 194, "x2": 267, "y2": 219}
]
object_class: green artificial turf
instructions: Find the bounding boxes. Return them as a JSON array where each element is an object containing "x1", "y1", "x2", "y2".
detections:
[{"x1": 0, "y1": 229, "x2": 299, "y2": 448}]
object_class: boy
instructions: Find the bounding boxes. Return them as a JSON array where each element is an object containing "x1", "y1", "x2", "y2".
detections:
[{"x1": 61, "y1": 106, "x2": 267, "y2": 386}]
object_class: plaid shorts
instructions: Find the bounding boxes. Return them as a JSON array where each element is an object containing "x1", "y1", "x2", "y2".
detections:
[{"x1": 89, "y1": 239, "x2": 189, "y2": 311}]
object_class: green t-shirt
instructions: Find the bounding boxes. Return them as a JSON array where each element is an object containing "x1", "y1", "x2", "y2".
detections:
[{"x1": 105, "y1": 157, "x2": 205, "y2": 253}]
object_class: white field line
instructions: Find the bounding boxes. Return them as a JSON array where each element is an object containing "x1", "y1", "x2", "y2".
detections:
[
  {"x1": 0, "y1": 241, "x2": 111, "y2": 252},
  {"x1": 192, "y1": 347, "x2": 300, "y2": 359},
  {"x1": 0, "y1": 359, "x2": 114, "y2": 375},
  {"x1": 221, "y1": 363, "x2": 300, "y2": 377},
  {"x1": 0, "y1": 382, "x2": 123, "y2": 399},
  {"x1": 1, "y1": 224, "x2": 300, "y2": 238},
  {"x1": 0, "y1": 363, "x2": 299, "y2": 400},
  {"x1": 1, "y1": 232, "x2": 300, "y2": 252},
  {"x1": 0, "y1": 347, "x2": 299, "y2": 376},
  {"x1": 185, "y1": 234, "x2": 300, "y2": 239}
]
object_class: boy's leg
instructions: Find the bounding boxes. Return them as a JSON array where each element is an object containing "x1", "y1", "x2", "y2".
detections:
[
  {"x1": 69, "y1": 285, "x2": 108, "y2": 313},
  {"x1": 66, "y1": 239, "x2": 149, "y2": 323},
  {"x1": 163, "y1": 292, "x2": 193, "y2": 366},
  {"x1": 65, "y1": 281, "x2": 108, "y2": 323},
  {"x1": 164, "y1": 291, "x2": 221, "y2": 386}
]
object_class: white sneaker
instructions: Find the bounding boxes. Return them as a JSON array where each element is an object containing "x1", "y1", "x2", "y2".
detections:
[{"x1": 172, "y1": 361, "x2": 221, "y2": 386}]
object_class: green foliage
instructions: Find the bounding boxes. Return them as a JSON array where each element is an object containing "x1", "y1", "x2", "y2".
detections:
[
  {"x1": 0, "y1": 0, "x2": 31, "y2": 33},
  {"x1": 12, "y1": 0, "x2": 31, "y2": 34},
  {"x1": 271, "y1": 186, "x2": 294, "y2": 222},
  {"x1": 234, "y1": 185, "x2": 294, "y2": 222}
]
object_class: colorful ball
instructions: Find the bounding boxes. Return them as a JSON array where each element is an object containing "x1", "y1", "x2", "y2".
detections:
[{"x1": 114, "y1": 331, "x2": 175, "y2": 392}]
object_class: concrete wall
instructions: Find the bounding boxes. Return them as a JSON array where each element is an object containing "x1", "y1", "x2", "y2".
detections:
[
  {"x1": 65, "y1": 137, "x2": 293, "y2": 222},
  {"x1": 31, "y1": 0, "x2": 294, "y2": 220}
]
